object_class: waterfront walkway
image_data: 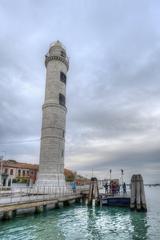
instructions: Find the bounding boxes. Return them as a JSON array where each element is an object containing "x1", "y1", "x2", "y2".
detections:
[{"x1": 0, "y1": 185, "x2": 89, "y2": 220}]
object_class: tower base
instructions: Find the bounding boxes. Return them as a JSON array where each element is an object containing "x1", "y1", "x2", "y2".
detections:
[
  {"x1": 36, "y1": 174, "x2": 72, "y2": 194},
  {"x1": 36, "y1": 173, "x2": 66, "y2": 187}
]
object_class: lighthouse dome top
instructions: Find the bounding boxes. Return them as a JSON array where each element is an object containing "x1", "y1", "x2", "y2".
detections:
[
  {"x1": 49, "y1": 40, "x2": 66, "y2": 50},
  {"x1": 46, "y1": 40, "x2": 69, "y2": 69},
  {"x1": 48, "y1": 40, "x2": 67, "y2": 58}
]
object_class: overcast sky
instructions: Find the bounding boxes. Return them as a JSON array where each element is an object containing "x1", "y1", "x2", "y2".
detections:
[{"x1": 0, "y1": 0, "x2": 160, "y2": 183}]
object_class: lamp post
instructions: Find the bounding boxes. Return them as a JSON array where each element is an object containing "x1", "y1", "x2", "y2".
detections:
[
  {"x1": 109, "y1": 169, "x2": 112, "y2": 181},
  {"x1": 0, "y1": 151, "x2": 6, "y2": 186},
  {"x1": 0, "y1": 156, "x2": 3, "y2": 186},
  {"x1": 121, "y1": 169, "x2": 124, "y2": 186}
]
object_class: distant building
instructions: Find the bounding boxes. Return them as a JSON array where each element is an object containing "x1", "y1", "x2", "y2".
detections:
[
  {"x1": 0, "y1": 160, "x2": 80, "y2": 187},
  {"x1": 0, "y1": 160, "x2": 38, "y2": 186}
]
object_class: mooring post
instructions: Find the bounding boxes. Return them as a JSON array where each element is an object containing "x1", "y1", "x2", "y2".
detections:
[
  {"x1": 130, "y1": 175, "x2": 136, "y2": 210},
  {"x1": 130, "y1": 174, "x2": 147, "y2": 211},
  {"x1": 136, "y1": 175, "x2": 141, "y2": 210},
  {"x1": 88, "y1": 180, "x2": 93, "y2": 206},
  {"x1": 88, "y1": 177, "x2": 100, "y2": 206},
  {"x1": 140, "y1": 175, "x2": 147, "y2": 211}
]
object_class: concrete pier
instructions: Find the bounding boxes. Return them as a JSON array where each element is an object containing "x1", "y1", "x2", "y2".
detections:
[{"x1": 0, "y1": 193, "x2": 86, "y2": 221}]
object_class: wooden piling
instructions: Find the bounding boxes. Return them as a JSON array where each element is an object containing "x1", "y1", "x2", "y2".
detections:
[
  {"x1": 88, "y1": 177, "x2": 99, "y2": 206},
  {"x1": 136, "y1": 175, "x2": 141, "y2": 210},
  {"x1": 130, "y1": 175, "x2": 136, "y2": 210},
  {"x1": 130, "y1": 174, "x2": 147, "y2": 211},
  {"x1": 140, "y1": 175, "x2": 147, "y2": 210}
]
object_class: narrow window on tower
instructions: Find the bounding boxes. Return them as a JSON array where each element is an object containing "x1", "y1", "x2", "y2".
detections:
[
  {"x1": 59, "y1": 93, "x2": 65, "y2": 107},
  {"x1": 62, "y1": 130, "x2": 65, "y2": 138},
  {"x1": 61, "y1": 51, "x2": 66, "y2": 58},
  {"x1": 60, "y1": 72, "x2": 66, "y2": 84},
  {"x1": 61, "y1": 150, "x2": 64, "y2": 158}
]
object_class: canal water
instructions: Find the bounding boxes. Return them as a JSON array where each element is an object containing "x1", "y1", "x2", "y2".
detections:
[{"x1": 0, "y1": 187, "x2": 159, "y2": 240}]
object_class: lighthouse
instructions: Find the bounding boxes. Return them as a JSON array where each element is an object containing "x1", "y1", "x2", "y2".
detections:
[{"x1": 37, "y1": 41, "x2": 69, "y2": 186}]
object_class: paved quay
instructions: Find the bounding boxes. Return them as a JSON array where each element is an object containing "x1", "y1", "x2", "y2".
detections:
[{"x1": 0, "y1": 187, "x2": 89, "y2": 220}]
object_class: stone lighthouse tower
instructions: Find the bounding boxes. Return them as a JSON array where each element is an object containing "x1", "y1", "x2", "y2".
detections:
[{"x1": 37, "y1": 41, "x2": 69, "y2": 186}]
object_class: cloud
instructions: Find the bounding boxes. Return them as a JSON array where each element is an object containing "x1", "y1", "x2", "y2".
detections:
[{"x1": 0, "y1": 0, "x2": 160, "y2": 182}]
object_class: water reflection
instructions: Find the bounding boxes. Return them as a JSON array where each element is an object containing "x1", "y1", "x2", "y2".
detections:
[
  {"x1": 0, "y1": 187, "x2": 159, "y2": 240},
  {"x1": 86, "y1": 204, "x2": 149, "y2": 240},
  {"x1": 129, "y1": 211, "x2": 148, "y2": 240},
  {"x1": 86, "y1": 206, "x2": 102, "y2": 239},
  {"x1": 86, "y1": 205, "x2": 133, "y2": 239}
]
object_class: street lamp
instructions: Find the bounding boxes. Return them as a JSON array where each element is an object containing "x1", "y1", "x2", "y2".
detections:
[
  {"x1": 109, "y1": 169, "x2": 112, "y2": 181},
  {"x1": 121, "y1": 169, "x2": 124, "y2": 186},
  {"x1": 0, "y1": 151, "x2": 6, "y2": 186}
]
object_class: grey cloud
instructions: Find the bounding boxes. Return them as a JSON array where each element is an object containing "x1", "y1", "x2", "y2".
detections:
[{"x1": 0, "y1": 0, "x2": 160, "y2": 182}]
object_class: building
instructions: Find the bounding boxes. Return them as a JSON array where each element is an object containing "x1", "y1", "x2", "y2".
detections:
[
  {"x1": 0, "y1": 159, "x2": 79, "y2": 187},
  {"x1": 0, "y1": 160, "x2": 38, "y2": 186},
  {"x1": 37, "y1": 41, "x2": 69, "y2": 186}
]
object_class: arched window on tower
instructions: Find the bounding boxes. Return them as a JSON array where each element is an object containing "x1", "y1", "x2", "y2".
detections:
[
  {"x1": 60, "y1": 72, "x2": 66, "y2": 84},
  {"x1": 59, "y1": 93, "x2": 65, "y2": 107}
]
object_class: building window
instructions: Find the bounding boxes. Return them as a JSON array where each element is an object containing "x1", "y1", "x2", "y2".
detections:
[
  {"x1": 5, "y1": 168, "x2": 8, "y2": 174},
  {"x1": 59, "y1": 93, "x2": 65, "y2": 107},
  {"x1": 27, "y1": 170, "x2": 29, "y2": 176},
  {"x1": 60, "y1": 72, "x2": 66, "y2": 84},
  {"x1": 61, "y1": 51, "x2": 66, "y2": 58},
  {"x1": 18, "y1": 169, "x2": 21, "y2": 176},
  {"x1": 23, "y1": 170, "x2": 25, "y2": 176},
  {"x1": 10, "y1": 169, "x2": 13, "y2": 175}
]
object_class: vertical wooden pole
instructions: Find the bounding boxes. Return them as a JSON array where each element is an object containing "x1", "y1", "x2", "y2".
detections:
[
  {"x1": 130, "y1": 175, "x2": 136, "y2": 210},
  {"x1": 140, "y1": 175, "x2": 147, "y2": 211},
  {"x1": 136, "y1": 175, "x2": 141, "y2": 210}
]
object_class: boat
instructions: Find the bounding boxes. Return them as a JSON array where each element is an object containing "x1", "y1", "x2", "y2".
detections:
[
  {"x1": 99, "y1": 177, "x2": 130, "y2": 207},
  {"x1": 99, "y1": 193, "x2": 130, "y2": 207}
]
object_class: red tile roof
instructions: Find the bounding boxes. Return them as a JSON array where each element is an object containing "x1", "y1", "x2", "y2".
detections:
[{"x1": 1, "y1": 160, "x2": 38, "y2": 170}]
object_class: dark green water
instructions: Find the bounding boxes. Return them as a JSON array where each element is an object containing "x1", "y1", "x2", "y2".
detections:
[{"x1": 0, "y1": 187, "x2": 159, "y2": 240}]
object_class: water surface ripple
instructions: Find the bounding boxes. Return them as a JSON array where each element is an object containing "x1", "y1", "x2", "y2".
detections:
[{"x1": 0, "y1": 187, "x2": 159, "y2": 240}]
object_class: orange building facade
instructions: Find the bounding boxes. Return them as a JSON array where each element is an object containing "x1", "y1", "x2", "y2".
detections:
[{"x1": 0, "y1": 160, "x2": 38, "y2": 186}]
